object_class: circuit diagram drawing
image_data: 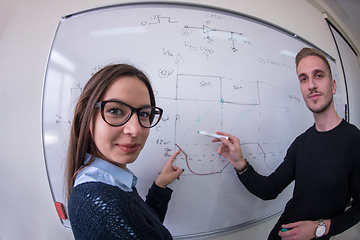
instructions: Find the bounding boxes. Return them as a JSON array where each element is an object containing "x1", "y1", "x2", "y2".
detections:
[
  {"x1": 157, "y1": 72, "x2": 289, "y2": 176},
  {"x1": 181, "y1": 22, "x2": 250, "y2": 52}
]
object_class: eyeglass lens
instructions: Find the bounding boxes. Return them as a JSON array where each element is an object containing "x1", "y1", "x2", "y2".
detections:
[{"x1": 102, "y1": 101, "x2": 161, "y2": 128}]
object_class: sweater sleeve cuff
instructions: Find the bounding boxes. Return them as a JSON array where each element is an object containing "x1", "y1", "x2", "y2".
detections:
[
  {"x1": 149, "y1": 182, "x2": 173, "y2": 202},
  {"x1": 146, "y1": 182, "x2": 173, "y2": 222},
  {"x1": 237, "y1": 164, "x2": 254, "y2": 180}
]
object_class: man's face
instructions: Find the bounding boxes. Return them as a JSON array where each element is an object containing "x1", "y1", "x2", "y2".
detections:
[{"x1": 296, "y1": 55, "x2": 336, "y2": 114}]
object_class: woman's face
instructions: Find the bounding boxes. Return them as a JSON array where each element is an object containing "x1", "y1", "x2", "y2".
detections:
[{"x1": 91, "y1": 76, "x2": 151, "y2": 169}]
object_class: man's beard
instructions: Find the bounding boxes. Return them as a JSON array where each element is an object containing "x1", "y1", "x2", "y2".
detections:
[{"x1": 307, "y1": 95, "x2": 333, "y2": 114}]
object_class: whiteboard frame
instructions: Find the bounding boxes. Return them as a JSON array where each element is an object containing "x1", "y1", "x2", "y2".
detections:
[
  {"x1": 61, "y1": 1, "x2": 336, "y2": 62},
  {"x1": 327, "y1": 19, "x2": 351, "y2": 122},
  {"x1": 41, "y1": 1, "x2": 342, "y2": 238}
]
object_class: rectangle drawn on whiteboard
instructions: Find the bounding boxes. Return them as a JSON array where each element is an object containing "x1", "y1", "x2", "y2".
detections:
[{"x1": 176, "y1": 74, "x2": 221, "y2": 101}]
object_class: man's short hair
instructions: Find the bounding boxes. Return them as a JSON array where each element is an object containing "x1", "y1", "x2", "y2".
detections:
[{"x1": 295, "y1": 47, "x2": 333, "y2": 80}]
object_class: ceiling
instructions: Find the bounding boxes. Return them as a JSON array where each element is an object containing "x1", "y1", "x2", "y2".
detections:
[{"x1": 320, "y1": 0, "x2": 360, "y2": 53}]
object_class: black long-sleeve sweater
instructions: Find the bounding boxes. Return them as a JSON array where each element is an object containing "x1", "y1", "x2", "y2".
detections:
[
  {"x1": 238, "y1": 120, "x2": 360, "y2": 240},
  {"x1": 68, "y1": 182, "x2": 173, "y2": 240}
]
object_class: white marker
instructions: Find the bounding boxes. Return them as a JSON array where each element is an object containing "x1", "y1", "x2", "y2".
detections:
[{"x1": 197, "y1": 131, "x2": 229, "y2": 140}]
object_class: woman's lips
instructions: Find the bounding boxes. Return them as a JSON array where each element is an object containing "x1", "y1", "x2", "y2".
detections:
[{"x1": 117, "y1": 143, "x2": 140, "y2": 153}]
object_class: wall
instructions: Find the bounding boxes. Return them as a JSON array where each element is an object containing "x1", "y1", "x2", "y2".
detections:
[{"x1": 0, "y1": 0, "x2": 354, "y2": 239}]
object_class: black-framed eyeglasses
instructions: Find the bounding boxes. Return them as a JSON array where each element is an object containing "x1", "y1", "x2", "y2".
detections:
[{"x1": 94, "y1": 100, "x2": 163, "y2": 128}]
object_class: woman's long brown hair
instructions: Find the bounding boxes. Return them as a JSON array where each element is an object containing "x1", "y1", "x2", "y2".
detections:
[{"x1": 65, "y1": 64, "x2": 155, "y2": 199}]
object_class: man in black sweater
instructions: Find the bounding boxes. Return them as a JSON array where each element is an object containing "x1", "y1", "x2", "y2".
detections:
[{"x1": 213, "y1": 47, "x2": 360, "y2": 240}]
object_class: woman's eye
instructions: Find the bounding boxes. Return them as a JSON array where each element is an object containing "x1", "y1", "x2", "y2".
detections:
[
  {"x1": 109, "y1": 108, "x2": 124, "y2": 116},
  {"x1": 139, "y1": 111, "x2": 150, "y2": 118}
]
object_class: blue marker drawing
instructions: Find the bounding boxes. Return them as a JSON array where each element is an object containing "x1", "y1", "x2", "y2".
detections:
[{"x1": 178, "y1": 100, "x2": 222, "y2": 139}]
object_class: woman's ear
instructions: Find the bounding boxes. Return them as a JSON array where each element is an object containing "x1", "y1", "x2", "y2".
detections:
[{"x1": 89, "y1": 109, "x2": 96, "y2": 138}]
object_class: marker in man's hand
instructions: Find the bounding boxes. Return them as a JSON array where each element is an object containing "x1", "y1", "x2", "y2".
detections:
[{"x1": 197, "y1": 131, "x2": 229, "y2": 140}]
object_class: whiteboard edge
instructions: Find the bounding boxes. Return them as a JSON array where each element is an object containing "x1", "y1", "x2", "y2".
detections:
[
  {"x1": 173, "y1": 210, "x2": 283, "y2": 239},
  {"x1": 41, "y1": 17, "x2": 66, "y2": 225},
  {"x1": 59, "y1": 1, "x2": 336, "y2": 63}
]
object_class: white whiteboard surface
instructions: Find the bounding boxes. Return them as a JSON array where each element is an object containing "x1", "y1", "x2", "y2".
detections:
[
  {"x1": 42, "y1": 2, "x2": 343, "y2": 238},
  {"x1": 329, "y1": 23, "x2": 360, "y2": 128}
]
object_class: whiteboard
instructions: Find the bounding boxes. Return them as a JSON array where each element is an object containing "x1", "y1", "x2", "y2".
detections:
[
  {"x1": 329, "y1": 22, "x2": 360, "y2": 128},
  {"x1": 42, "y1": 2, "x2": 344, "y2": 238}
]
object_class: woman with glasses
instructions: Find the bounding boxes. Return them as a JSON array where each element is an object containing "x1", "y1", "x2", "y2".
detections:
[{"x1": 66, "y1": 64, "x2": 183, "y2": 240}]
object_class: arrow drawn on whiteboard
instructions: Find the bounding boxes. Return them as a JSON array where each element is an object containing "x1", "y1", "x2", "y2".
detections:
[
  {"x1": 174, "y1": 114, "x2": 180, "y2": 142},
  {"x1": 175, "y1": 54, "x2": 184, "y2": 66}
]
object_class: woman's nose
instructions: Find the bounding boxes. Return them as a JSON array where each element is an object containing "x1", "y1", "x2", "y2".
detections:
[{"x1": 123, "y1": 113, "x2": 142, "y2": 136}]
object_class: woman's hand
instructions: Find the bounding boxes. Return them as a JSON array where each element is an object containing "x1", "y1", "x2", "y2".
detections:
[
  {"x1": 155, "y1": 150, "x2": 184, "y2": 188},
  {"x1": 212, "y1": 131, "x2": 247, "y2": 170}
]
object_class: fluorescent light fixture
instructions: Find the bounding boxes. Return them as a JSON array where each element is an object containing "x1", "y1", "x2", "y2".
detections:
[{"x1": 91, "y1": 27, "x2": 146, "y2": 37}]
